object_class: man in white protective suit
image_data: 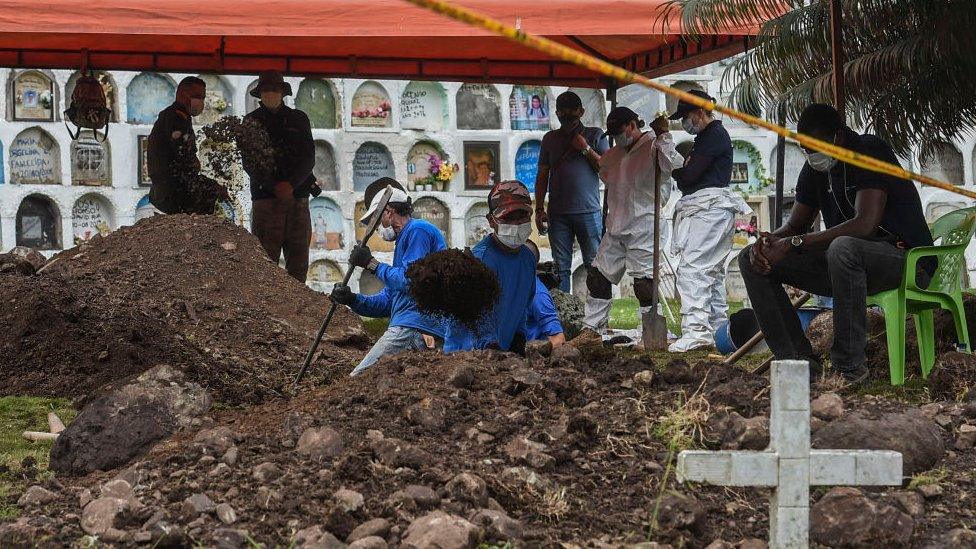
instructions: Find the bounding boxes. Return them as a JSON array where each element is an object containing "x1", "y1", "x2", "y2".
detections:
[
  {"x1": 571, "y1": 107, "x2": 682, "y2": 348},
  {"x1": 668, "y1": 90, "x2": 751, "y2": 353}
]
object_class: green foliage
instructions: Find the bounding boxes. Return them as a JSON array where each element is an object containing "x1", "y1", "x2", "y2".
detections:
[{"x1": 658, "y1": 0, "x2": 976, "y2": 157}]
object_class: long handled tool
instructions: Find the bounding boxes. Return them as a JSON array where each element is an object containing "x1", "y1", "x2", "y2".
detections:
[
  {"x1": 293, "y1": 186, "x2": 394, "y2": 387},
  {"x1": 722, "y1": 291, "x2": 812, "y2": 366},
  {"x1": 643, "y1": 141, "x2": 669, "y2": 350}
]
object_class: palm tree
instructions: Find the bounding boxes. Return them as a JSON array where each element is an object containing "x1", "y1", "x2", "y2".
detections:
[{"x1": 658, "y1": 0, "x2": 976, "y2": 158}]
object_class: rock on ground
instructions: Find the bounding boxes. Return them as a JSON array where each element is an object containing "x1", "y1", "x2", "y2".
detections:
[
  {"x1": 296, "y1": 426, "x2": 345, "y2": 460},
  {"x1": 50, "y1": 364, "x2": 212, "y2": 475},
  {"x1": 922, "y1": 528, "x2": 976, "y2": 549},
  {"x1": 402, "y1": 511, "x2": 480, "y2": 549},
  {"x1": 811, "y1": 392, "x2": 844, "y2": 421},
  {"x1": 811, "y1": 487, "x2": 913, "y2": 548},
  {"x1": 17, "y1": 486, "x2": 58, "y2": 507},
  {"x1": 812, "y1": 410, "x2": 944, "y2": 475},
  {"x1": 80, "y1": 497, "x2": 130, "y2": 535}
]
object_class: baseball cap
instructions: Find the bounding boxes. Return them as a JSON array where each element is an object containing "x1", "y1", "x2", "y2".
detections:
[
  {"x1": 603, "y1": 106, "x2": 642, "y2": 137},
  {"x1": 488, "y1": 180, "x2": 533, "y2": 220},
  {"x1": 669, "y1": 89, "x2": 715, "y2": 120}
]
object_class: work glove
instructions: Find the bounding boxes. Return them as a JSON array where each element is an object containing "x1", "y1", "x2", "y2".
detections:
[
  {"x1": 348, "y1": 244, "x2": 374, "y2": 269},
  {"x1": 330, "y1": 283, "x2": 356, "y2": 306},
  {"x1": 274, "y1": 181, "x2": 294, "y2": 202}
]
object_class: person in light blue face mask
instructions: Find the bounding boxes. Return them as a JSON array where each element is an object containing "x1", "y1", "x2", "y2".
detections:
[
  {"x1": 330, "y1": 178, "x2": 447, "y2": 376},
  {"x1": 444, "y1": 180, "x2": 538, "y2": 353},
  {"x1": 739, "y1": 103, "x2": 935, "y2": 387}
]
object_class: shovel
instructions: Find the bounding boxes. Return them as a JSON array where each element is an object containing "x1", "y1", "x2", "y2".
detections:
[
  {"x1": 293, "y1": 186, "x2": 394, "y2": 387},
  {"x1": 643, "y1": 143, "x2": 669, "y2": 350}
]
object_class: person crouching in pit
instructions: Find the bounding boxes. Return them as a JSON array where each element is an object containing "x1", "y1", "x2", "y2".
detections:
[
  {"x1": 444, "y1": 181, "x2": 538, "y2": 354},
  {"x1": 330, "y1": 179, "x2": 447, "y2": 376}
]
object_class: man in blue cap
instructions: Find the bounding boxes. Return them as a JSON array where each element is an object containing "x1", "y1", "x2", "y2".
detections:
[
  {"x1": 445, "y1": 180, "x2": 538, "y2": 353},
  {"x1": 330, "y1": 178, "x2": 447, "y2": 375}
]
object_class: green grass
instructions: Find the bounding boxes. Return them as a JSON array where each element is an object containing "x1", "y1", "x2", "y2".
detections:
[
  {"x1": 0, "y1": 396, "x2": 76, "y2": 519},
  {"x1": 609, "y1": 298, "x2": 744, "y2": 335}
]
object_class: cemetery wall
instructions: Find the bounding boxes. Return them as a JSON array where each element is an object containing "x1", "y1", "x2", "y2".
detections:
[{"x1": 1, "y1": 65, "x2": 974, "y2": 298}]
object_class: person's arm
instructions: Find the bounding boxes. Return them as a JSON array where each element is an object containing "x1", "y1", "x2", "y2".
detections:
[
  {"x1": 350, "y1": 287, "x2": 393, "y2": 318},
  {"x1": 287, "y1": 112, "x2": 315, "y2": 189},
  {"x1": 535, "y1": 139, "x2": 551, "y2": 231},
  {"x1": 574, "y1": 133, "x2": 602, "y2": 172},
  {"x1": 375, "y1": 230, "x2": 441, "y2": 292},
  {"x1": 654, "y1": 132, "x2": 679, "y2": 180},
  {"x1": 533, "y1": 285, "x2": 565, "y2": 346}
]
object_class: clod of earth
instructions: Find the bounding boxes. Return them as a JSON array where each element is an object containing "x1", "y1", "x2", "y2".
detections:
[{"x1": 406, "y1": 248, "x2": 500, "y2": 332}]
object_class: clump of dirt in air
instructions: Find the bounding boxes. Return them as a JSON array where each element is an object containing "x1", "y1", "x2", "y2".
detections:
[{"x1": 406, "y1": 248, "x2": 500, "y2": 332}]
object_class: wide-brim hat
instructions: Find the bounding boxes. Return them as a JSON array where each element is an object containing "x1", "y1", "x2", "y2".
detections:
[
  {"x1": 360, "y1": 177, "x2": 409, "y2": 224},
  {"x1": 250, "y1": 70, "x2": 293, "y2": 98},
  {"x1": 669, "y1": 89, "x2": 715, "y2": 120}
]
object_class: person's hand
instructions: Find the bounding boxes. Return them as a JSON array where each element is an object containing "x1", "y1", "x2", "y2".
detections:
[
  {"x1": 749, "y1": 239, "x2": 772, "y2": 274},
  {"x1": 651, "y1": 115, "x2": 669, "y2": 136},
  {"x1": 753, "y1": 235, "x2": 790, "y2": 275},
  {"x1": 571, "y1": 133, "x2": 589, "y2": 152},
  {"x1": 330, "y1": 283, "x2": 356, "y2": 306},
  {"x1": 348, "y1": 244, "x2": 373, "y2": 269},
  {"x1": 422, "y1": 334, "x2": 436, "y2": 349},
  {"x1": 535, "y1": 207, "x2": 549, "y2": 233},
  {"x1": 274, "y1": 181, "x2": 294, "y2": 202}
]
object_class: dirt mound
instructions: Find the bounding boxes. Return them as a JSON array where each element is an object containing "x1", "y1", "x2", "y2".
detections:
[
  {"x1": 406, "y1": 248, "x2": 499, "y2": 331},
  {"x1": 0, "y1": 214, "x2": 366, "y2": 404}
]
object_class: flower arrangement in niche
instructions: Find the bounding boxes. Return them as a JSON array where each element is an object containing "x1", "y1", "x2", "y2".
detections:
[
  {"x1": 212, "y1": 97, "x2": 230, "y2": 113},
  {"x1": 414, "y1": 153, "x2": 458, "y2": 192},
  {"x1": 352, "y1": 100, "x2": 391, "y2": 119}
]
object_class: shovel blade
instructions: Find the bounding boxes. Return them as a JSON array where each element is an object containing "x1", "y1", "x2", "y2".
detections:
[{"x1": 642, "y1": 311, "x2": 669, "y2": 351}]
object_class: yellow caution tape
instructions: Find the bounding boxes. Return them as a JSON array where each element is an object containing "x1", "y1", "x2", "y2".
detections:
[{"x1": 405, "y1": 0, "x2": 976, "y2": 200}]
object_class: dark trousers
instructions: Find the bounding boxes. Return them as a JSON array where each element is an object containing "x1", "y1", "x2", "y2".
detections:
[
  {"x1": 739, "y1": 236, "x2": 909, "y2": 373},
  {"x1": 252, "y1": 198, "x2": 311, "y2": 282}
]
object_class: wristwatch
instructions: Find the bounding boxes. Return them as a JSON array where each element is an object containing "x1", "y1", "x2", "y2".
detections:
[
  {"x1": 581, "y1": 146, "x2": 592, "y2": 157},
  {"x1": 790, "y1": 235, "x2": 804, "y2": 252},
  {"x1": 366, "y1": 258, "x2": 380, "y2": 273}
]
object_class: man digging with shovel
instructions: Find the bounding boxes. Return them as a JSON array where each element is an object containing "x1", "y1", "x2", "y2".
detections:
[
  {"x1": 572, "y1": 108, "x2": 681, "y2": 349},
  {"x1": 330, "y1": 178, "x2": 447, "y2": 376}
]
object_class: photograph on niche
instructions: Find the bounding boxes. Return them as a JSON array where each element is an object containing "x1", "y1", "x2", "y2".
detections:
[{"x1": 463, "y1": 141, "x2": 500, "y2": 190}]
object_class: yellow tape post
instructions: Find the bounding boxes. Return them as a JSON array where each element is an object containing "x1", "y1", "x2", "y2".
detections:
[{"x1": 404, "y1": 0, "x2": 976, "y2": 201}]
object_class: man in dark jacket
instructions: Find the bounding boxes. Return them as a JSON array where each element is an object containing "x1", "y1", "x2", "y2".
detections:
[
  {"x1": 244, "y1": 70, "x2": 316, "y2": 282},
  {"x1": 147, "y1": 76, "x2": 207, "y2": 214}
]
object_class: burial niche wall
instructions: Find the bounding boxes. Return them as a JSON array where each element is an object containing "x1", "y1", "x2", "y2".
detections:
[
  {"x1": 9, "y1": 70, "x2": 56, "y2": 122},
  {"x1": 16, "y1": 194, "x2": 61, "y2": 249},
  {"x1": 10, "y1": 127, "x2": 61, "y2": 185},
  {"x1": 196, "y1": 74, "x2": 233, "y2": 125},
  {"x1": 314, "y1": 141, "x2": 339, "y2": 191},
  {"x1": 400, "y1": 81, "x2": 448, "y2": 131},
  {"x1": 71, "y1": 131, "x2": 112, "y2": 186},
  {"x1": 412, "y1": 197, "x2": 451, "y2": 243},
  {"x1": 296, "y1": 79, "x2": 339, "y2": 129},
  {"x1": 351, "y1": 81, "x2": 392, "y2": 128},
  {"x1": 309, "y1": 197, "x2": 345, "y2": 251},
  {"x1": 509, "y1": 85, "x2": 550, "y2": 131},
  {"x1": 72, "y1": 194, "x2": 114, "y2": 244},
  {"x1": 921, "y1": 142, "x2": 965, "y2": 186},
  {"x1": 66, "y1": 71, "x2": 119, "y2": 122},
  {"x1": 456, "y1": 84, "x2": 502, "y2": 130},
  {"x1": 126, "y1": 72, "x2": 175, "y2": 125},
  {"x1": 308, "y1": 259, "x2": 343, "y2": 293},
  {"x1": 352, "y1": 142, "x2": 395, "y2": 191}
]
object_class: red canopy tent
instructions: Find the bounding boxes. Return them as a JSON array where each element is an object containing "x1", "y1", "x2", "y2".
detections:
[{"x1": 0, "y1": 0, "x2": 754, "y2": 87}]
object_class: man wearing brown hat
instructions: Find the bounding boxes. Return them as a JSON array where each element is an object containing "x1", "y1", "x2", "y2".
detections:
[{"x1": 244, "y1": 70, "x2": 316, "y2": 282}]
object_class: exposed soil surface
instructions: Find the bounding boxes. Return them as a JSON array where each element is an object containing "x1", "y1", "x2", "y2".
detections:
[
  {"x1": 0, "y1": 214, "x2": 366, "y2": 404},
  {"x1": 406, "y1": 248, "x2": 500, "y2": 332}
]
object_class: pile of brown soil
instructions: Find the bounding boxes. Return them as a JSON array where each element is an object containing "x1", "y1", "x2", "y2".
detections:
[
  {"x1": 0, "y1": 214, "x2": 366, "y2": 404},
  {"x1": 406, "y1": 248, "x2": 500, "y2": 331}
]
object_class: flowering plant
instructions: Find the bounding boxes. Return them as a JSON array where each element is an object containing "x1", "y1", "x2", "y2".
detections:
[
  {"x1": 352, "y1": 99, "x2": 392, "y2": 119},
  {"x1": 212, "y1": 97, "x2": 230, "y2": 113},
  {"x1": 415, "y1": 153, "x2": 458, "y2": 191}
]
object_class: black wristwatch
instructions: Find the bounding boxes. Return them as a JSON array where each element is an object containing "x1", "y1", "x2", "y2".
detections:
[{"x1": 790, "y1": 235, "x2": 804, "y2": 253}]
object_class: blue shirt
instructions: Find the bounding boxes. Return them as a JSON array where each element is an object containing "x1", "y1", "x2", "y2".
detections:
[
  {"x1": 539, "y1": 125, "x2": 610, "y2": 215},
  {"x1": 444, "y1": 235, "x2": 537, "y2": 352},
  {"x1": 672, "y1": 119, "x2": 732, "y2": 196},
  {"x1": 351, "y1": 218, "x2": 447, "y2": 337},
  {"x1": 525, "y1": 278, "x2": 563, "y2": 341}
]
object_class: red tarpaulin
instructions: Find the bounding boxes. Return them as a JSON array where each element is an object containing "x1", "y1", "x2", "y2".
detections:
[{"x1": 0, "y1": 0, "x2": 755, "y2": 86}]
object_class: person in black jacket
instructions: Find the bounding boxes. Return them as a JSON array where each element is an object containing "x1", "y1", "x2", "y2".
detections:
[
  {"x1": 147, "y1": 76, "x2": 207, "y2": 214},
  {"x1": 244, "y1": 70, "x2": 316, "y2": 282}
]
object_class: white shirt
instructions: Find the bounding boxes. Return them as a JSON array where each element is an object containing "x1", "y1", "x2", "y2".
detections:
[{"x1": 598, "y1": 131, "x2": 683, "y2": 237}]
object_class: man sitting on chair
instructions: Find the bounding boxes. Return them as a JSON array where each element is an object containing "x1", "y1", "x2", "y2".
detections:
[{"x1": 739, "y1": 103, "x2": 934, "y2": 385}]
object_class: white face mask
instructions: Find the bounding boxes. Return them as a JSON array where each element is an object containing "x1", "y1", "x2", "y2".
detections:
[
  {"x1": 681, "y1": 116, "x2": 699, "y2": 135},
  {"x1": 613, "y1": 132, "x2": 634, "y2": 147},
  {"x1": 379, "y1": 225, "x2": 397, "y2": 242},
  {"x1": 495, "y1": 222, "x2": 532, "y2": 248},
  {"x1": 806, "y1": 152, "x2": 839, "y2": 172}
]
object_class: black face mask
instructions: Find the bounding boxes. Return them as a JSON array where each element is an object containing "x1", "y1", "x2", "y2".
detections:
[{"x1": 557, "y1": 114, "x2": 579, "y2": 128}]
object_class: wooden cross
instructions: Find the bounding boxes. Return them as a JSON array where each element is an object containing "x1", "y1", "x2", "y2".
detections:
[{"x1": 677, "y1": 360, "x2": 903, "y2": 548}]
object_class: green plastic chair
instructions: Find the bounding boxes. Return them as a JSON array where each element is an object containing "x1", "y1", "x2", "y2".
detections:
[{"x1": 867, "y1": 207, "x2": 976, "y2": 385}]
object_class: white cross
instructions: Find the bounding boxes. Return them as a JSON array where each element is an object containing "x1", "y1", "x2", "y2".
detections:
[{"x1": 676, "y1": 360, "x2": 903, "y2": 549}]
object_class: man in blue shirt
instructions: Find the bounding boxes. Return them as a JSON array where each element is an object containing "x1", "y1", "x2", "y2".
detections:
[
  {"x1": 445, "y1": 181, "x2": 537, "y2": 353},
  {"x1": 534, "y1": 91, "x2": 611, "y2": 293},
  {"x1": 524, "y1": 240, "x2": 565, "y2": 347},
  {"x1": 330, "y1": 179, "x2": 447, "y2": 375},
  {"x1": 668, "y1": 89, "x2": 751, "y2": 353}
]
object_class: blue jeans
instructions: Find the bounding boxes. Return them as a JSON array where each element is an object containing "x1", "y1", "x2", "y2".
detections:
[
  {"x1": 350, "y1": 326, "x2": 428, "y2": 376},
  {"x1": 548, "y1": 211, "x2": 603, "y2": 292}
]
